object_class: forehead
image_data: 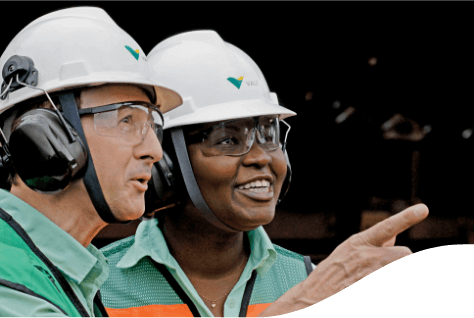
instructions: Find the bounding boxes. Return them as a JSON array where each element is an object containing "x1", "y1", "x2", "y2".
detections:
[{"x1": 79, "y1": 84, "x2": 150, "y2": 109}]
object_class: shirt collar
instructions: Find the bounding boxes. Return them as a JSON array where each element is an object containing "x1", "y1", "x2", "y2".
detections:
[
  {"x1": 117, "y1": 218, "x2": 277, "y2": 276},
  {"x1": 0, "y1": 189, "x2": 105, "y2": 284}
]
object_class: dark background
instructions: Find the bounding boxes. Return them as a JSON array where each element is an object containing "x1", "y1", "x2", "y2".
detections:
[{"x1": 3, "y1": 2, "x2": 474, "y2": 263}]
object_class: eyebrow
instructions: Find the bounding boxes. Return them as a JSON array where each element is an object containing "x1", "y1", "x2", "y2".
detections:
[{"x1": 185, "y1": 123, "x2": 216, "y2": 136}]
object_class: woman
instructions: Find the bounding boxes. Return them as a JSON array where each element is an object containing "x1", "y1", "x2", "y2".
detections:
[{"x1": 100, "y1": 30, "x2": 312, "y2": 317}]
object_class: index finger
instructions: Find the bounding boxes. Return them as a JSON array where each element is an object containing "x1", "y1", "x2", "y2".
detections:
[{"x1": 359, "y1": 203, "x2": 429, "y2": 246}]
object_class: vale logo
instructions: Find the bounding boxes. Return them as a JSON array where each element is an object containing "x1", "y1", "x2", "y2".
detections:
[
  {"x1": 125, "y1": 45, "x2": 140, "y2": 60},
  {"x1": 227, "y1": 76, "x2": 244, "y2": 89}
]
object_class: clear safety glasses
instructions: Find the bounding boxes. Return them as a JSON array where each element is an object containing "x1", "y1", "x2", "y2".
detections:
[
  {"x1": 78, "y1": 101, "x2": 164, "y2": 144},
  {"x1": 187, "y1": 115, "x2": 290, "y2": 157}
]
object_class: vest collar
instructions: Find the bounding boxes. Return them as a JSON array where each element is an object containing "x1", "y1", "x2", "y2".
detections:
[{"x1": 117, "y1": 218, "x2": 277, "y2": 276}]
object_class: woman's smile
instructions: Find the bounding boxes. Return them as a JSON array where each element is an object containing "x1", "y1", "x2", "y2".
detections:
[{"x1": 235, "y1": 178, "x2": 274, "y2": 201}]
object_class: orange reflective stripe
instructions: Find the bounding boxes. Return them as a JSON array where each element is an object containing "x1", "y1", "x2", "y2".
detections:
[
  {"x1": 246, "y1": 303, "x2": 272, "y2": 317},
  {"x1": 106, "y1": 304, "x2": 194, "y2": 317}
]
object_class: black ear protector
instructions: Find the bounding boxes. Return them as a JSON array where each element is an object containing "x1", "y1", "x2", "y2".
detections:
[
  {"x1": 0, "y1": 55, "x2": 87, "y2": 193},
  {"x1": 143, "y1": 150, "x2": 177, "y2": 218},
  {"x1": 143, "y1": 124, "x2": 293, "y2": 218},
  {"x1": 7, "y1": 108, "x2": 87, "y2": 192},
  {"x1": 0, "y1": 55, "x2": 124, "y2": 224}
]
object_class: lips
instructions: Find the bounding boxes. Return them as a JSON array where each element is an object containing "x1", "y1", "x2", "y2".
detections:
[
  {"x1": 131, "y1": 180, "x2": 148, "y2": 192},
  {"x1": 131, "y1": 174, "x2": 151, "y2": 192}
]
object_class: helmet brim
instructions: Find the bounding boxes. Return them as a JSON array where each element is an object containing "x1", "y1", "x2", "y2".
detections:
[
  {"x1": 163, "y1": 98, "x2": 296, "y2": 130},
  {"x1": 0, "y1": 73, "x2": 183, "y2": 116}
]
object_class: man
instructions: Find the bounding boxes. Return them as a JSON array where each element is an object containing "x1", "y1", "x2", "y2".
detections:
[{"x1": 0, "y1": 7, "x2": 182, "y2": 316}]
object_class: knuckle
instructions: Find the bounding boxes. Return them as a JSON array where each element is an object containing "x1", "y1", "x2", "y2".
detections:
[
  {"x1": 401, "y1": 210, "x2": 413, "y2": 224},
  {"x1": 380, "y1": 220, "x2": 395, "y2": 236},
  {"x1": 348, "y1": 233, "x2": 365, "y2": 246}
]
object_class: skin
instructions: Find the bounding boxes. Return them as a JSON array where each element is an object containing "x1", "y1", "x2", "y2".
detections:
[
  {"x1": 161, "y1": 121, "x2": 287, "y2": 316},
  {"x1": 10, "y1": 84, "x2": 162, "y2": 247},
  {"x1": 259, "y1": 203, "x2": 429, "y2": 316},
  {"x1": 160, "y1": 120, "x2": 429, "y2": 317}
]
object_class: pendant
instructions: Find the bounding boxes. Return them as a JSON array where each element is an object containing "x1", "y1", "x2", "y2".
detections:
[{"x1": 211, "y1": 304, "x2": 216, "y2": 308}]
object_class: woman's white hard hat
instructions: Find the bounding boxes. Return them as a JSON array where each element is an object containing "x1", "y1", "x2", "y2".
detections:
[{"x1": 147, "y1": 30, "x2": 296, "y2": 130}]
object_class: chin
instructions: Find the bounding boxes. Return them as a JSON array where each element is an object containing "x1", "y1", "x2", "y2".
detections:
[
  {"x1": 233, "y1": 208, "x2": 276, "y2": 231},
  {"x1": 110, "y1": 201, "x2": 145, "y2": 222}
]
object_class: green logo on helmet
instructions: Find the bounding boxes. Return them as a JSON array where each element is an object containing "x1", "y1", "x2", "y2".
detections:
[
  {"x1": 227, "y1": 76, "x2": 244, "y2": 89},
  {"x1": 125, "y1": 45, "x2": 140, "y2": 60}
]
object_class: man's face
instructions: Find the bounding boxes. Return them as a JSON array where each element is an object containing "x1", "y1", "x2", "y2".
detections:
[{"x1": 80, "y1": 84, "x2": 162, "y2": 221}]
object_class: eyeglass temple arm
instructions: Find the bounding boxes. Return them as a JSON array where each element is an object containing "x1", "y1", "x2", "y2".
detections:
[
  {"x1": 280, "y1": 120, "x2": 291, "y2": 152},
  {"x1": 14, "y1": 74, "x2": 76, "y2": 142}
]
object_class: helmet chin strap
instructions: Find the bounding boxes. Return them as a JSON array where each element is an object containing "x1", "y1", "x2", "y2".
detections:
[
  {"x1": 59, "y1": 92, "x2": 126, "y2": 224},
  {"x1": 170, "y1": 127, "x2": 236, "y2": 232}
]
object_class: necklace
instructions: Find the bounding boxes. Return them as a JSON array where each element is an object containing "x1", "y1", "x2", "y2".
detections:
[
  {"x1": 198, "y1": 292, "x2": 229, "y2": 308},
  {"x1": 196, "y1": 254, "x2": 248, "y2": 309}
]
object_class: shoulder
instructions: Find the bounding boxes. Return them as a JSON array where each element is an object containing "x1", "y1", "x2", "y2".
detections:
[
  {"x1": 273, "y1": 244, "x2": 303, "y2": 257},
  {"x1": 272, "y1": 244, "x2": 306, "y2": 263},
  {"x1": 268, "y1": 244, "x2": 312, "y2": 277},
  {"x1": 0, "y1": 285, "x2": 66, "y2": 317},
  {"x1": 249, "y1": 244, "x2": 310, "y2": 303},
  {"x1": 0, "y1": 243, "x2": 74, "y2": 316},
  {"x1": 0, "y1": 241, "x2": 31, "y2": 263},
  {"x1": 0, "y1": 241, "x2": 41, "y2": 281}
]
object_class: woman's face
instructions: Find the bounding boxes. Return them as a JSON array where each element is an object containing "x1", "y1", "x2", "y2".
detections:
[{"x1": 186, "y1": 117, "x2": 287, "y2": 232}]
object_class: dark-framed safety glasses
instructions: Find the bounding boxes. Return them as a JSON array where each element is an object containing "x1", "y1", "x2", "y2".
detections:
[
  {"x1": 186, "y1": 115, "x2": 291, "y2": 157},
  {"x1": 78, "y1": 101, "x2": 164, "y2": 144}
]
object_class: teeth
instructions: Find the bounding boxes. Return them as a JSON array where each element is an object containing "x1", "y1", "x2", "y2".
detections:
[{"x1": 238, "y1": 180, "x2": 271, "y2": 190}]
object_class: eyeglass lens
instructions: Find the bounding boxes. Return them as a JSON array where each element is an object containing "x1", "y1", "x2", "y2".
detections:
[
  {"x1": 201, "y1": 116, "x2": 280, "y2": 157},
  {"x1": 93, "y1": 104, "x2": 164, "y2": 144}
]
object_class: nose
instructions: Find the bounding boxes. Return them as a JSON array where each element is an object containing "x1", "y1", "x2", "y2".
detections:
[
  {"x1": 133, "y1": 127, "x2": 163, "y2": 165},
  {"x1": 241, "y1": 136, "x2": 272, "y2": 168}
]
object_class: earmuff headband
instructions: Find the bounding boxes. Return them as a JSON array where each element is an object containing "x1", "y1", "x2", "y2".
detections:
[
  {"x1": 170, "y1": 127, "x2": 235, "y2": 231},
  {"x1": 59, "y1": 92, "x2": 121, "y2": 224}
]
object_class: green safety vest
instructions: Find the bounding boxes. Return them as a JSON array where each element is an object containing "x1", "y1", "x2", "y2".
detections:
[
  {"x1": 101, "y1": 236, "x2": 313, "y2": 317},
  {"x1": 0, "y1": 208, "x2": 108, "y2": 317}
]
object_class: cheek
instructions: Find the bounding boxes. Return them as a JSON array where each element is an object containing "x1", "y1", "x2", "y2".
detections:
[
  {"x1": 188, "y1": 146, "x2": 238, "y2": 192},
  {"x1": 82, "y1": 120, "x2": 129, "y2": 185},
  {"x1": 272, "y1": 149, "x2": 288, "y2": 195}
]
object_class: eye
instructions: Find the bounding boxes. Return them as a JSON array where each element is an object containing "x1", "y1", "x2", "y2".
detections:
[
  {"x1": 120, "y1": 115, "x2": 132, "y2": 124},
  {"x1": 217, "y1": 137, "x2": 238, "y2": 146}
]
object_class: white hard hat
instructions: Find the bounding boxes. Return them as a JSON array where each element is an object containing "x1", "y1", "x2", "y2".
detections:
[
  {"x1": 0, "y1": 7, "x2": 182, "y2": 115},
  {"x1": 147, "y1": 30, "x2": 296, "y2": 130}
]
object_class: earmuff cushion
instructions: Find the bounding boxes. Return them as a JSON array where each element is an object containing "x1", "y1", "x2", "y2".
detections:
[
  {"x1": 9, "y1": 108, "x2": 86, "y2": 192},
  {"x1": 144, "y1": 130, "x2": 185, "y2": 216}
]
